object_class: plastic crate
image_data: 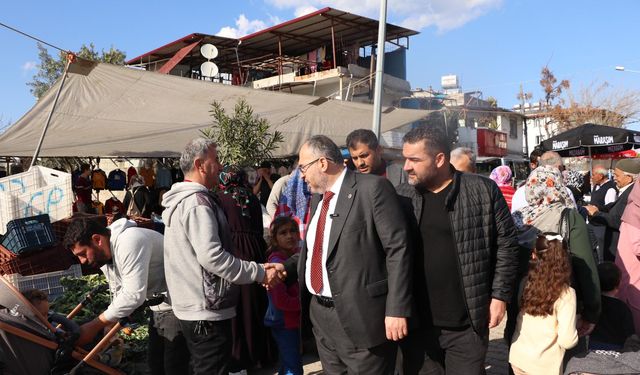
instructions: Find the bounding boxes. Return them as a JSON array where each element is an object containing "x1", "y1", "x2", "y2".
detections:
[
  {"x1": 0, "y1": 243, "x2": 78, "y2": 276},
  {"x1": 51, "y1": 214, "x2": 108, "y2": 242},
  {"x1": 1, "y1": 215, "x2": 56, "y2": 255},
  {"x1": 0, "y1": 166, "x2": 73, "y2": 235},
  {"x1": 4, "y1": 264, "x2": 82, "y2": 301}
]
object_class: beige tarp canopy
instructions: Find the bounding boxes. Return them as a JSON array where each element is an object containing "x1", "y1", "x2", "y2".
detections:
[{"x1": 0, "y1": 59, "x2": 428, "y2": 158}]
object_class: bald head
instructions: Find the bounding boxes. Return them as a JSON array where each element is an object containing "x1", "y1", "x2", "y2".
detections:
[
  {"x1": 539, "y1": 151, "x2": 564, "y2": 170},
  {"x1": 450, "y1": 147, "x2": 476, "y2": 173}
]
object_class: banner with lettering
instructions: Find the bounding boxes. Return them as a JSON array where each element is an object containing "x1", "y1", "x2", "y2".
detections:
[{"x1": 539, "y1": 123, "x2": 640, "y2": 157}]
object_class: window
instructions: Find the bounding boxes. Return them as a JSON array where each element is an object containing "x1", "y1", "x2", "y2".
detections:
[{"x1": 509, "y1": 118, "x2": 518, "y2": 139}]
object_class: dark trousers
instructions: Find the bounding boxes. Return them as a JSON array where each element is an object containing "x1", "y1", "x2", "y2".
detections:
[
  {"x1": 398, "y1": 331, "x2": 444, "y2": 375},
  {"x1": 271, "y1": 327, "x2": 303, "y2": 375},
  {"x1": 401, "y1": 325, "x2": 487, "y2": 375},
  {"x1": 148, "y1": 314, "x2": 190, "y2": 375},
  {"x1": 437, "y1": 326, "x2": 487, "y2": 375},
  {"x1": 179, "y1": 319, "x2": 231, "y2": 375},
  {"x1": 309, "y1": 297, "x2": 397, "y2": 374}
]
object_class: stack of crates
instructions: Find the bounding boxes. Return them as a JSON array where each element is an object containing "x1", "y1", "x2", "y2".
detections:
[
  {"x1": 1, "y1": 214, "x2": 57, "y2": 255},
  {"x1": 0, "y1": 166, "x2": 77, "y2": 300},
  {"x1": 0, "y1": 166, "x2": 73, "y2": 235}
]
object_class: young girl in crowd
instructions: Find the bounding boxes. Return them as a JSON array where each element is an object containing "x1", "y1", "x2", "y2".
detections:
[
  {"x1": 509, "y1": 233, "x2": 578, "y2": 375},
  {"x1": 264, "y1": 216, "x2": 303, "y2": 375}
]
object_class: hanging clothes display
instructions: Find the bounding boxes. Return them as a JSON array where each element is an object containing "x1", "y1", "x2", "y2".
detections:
[{"x1": 107, "y1": 169, "x2": 127, "y2": 191}]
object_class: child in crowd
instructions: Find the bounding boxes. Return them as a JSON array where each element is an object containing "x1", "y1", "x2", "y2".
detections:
[
  {"x1": 589, "y1": 261, "x2": 636, "y2": 350},
  {"x1": 22, "y1": 289, "x2": 50, "y2": 318},
  {"x1": 264, "y1": 216, "x2": 303, "y2": 375},
  {"x1": 509, "y1": 233, "x2": 578, "y2": 375}
]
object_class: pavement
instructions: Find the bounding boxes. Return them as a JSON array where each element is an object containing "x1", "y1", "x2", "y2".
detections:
[{"x1": 252, "y1": 319, "x2": 510, "y2": 374}]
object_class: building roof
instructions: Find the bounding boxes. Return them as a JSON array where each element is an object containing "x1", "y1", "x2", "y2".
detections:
[
  {"x1": 239, "y1": 7, "x2": 418, "y2": 57},
  {"x1": 126, "y1": 7, "x2": 419, "y2": 68},
  {"x1": 126, "y1": 33, "x2": 239, "y2": 68}
]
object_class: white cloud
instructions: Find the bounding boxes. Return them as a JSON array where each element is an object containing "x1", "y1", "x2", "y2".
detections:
[
  {"x1": 21, "y1": 61, "x2": 37, "y2": 72},
  {"x1": 294, "y1": 5, "x2": 319, "y2": 17},
  {"x1": 216, "y1": 14, "x2": 269, "y2": 38},
  {"x1": 265, "y1": 0, "x2": 502, "y2": 32}
]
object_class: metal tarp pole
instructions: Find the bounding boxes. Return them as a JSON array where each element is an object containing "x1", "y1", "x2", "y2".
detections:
[
  {"x1": 371, "y1": 0, "x2": 388, "y2": 137},
  {"x1": 30, "y1": 54, "x2": 74, "y2": 168}
]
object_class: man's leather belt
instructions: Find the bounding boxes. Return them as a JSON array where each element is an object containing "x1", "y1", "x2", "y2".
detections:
[{"x1": 315, "y1": 295, "x2": 334, "y2": 308}]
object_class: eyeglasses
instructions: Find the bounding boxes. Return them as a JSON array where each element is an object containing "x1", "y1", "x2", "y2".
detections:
[{"x1": 298, "y1": 158, "x2": 321, "y2": 174}]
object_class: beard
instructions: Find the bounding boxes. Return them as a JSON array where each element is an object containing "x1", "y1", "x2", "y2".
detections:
[{"x1": 309, "y1": 173, "x2": 330, "y2": 194}]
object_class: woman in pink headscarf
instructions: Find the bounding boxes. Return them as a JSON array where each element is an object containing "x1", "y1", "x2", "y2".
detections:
[
  {"x1": 617, "y1": 180, "x2": 640, "y2": 335},
  {"x1": 490, "y1": 165, "x2": 516, "y2": 210}
]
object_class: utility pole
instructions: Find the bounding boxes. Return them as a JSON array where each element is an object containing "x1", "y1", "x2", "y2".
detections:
[{"x1": 517, "y1": 84, "x2": 532, "y2": 157}]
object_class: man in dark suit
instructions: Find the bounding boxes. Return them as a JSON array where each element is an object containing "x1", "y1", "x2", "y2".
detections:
[
  {"x1": 586, "y1": 158, "x2": 640, "y2": 261},
  {"x1": 285, "y1": 135, "x2": 412, "y2": 373}
]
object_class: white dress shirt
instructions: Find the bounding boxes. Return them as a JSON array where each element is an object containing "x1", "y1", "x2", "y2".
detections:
[
  {"x1": 593, "y1": 180, "x2": 618, "y2": 205},
  {"x1": 305, "y1": 167, "x2": 347, "y2": 297}
]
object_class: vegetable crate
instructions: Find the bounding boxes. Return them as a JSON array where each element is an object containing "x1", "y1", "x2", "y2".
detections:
[
  {"x1": 4, "y1": 264, "x2": 82, "y2": 301},
  {"x1": 0, "y1": 166, "x2": 73, "y2": 235}
]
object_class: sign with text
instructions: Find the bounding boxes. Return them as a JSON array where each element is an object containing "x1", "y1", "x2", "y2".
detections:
[{"x1": 477, "y1": 128, "x2": 508, "y2": 157}]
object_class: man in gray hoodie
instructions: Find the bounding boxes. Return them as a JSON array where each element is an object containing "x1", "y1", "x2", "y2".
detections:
[
  {"x1": 161, "y1": 138, "x2": 283, "y2": 375},
  {"x1": 63, "y1": 217, "x2": 189, "y2": 374}
]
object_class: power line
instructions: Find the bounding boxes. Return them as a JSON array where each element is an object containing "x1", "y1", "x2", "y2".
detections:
[{"x1": 0, "y1": 21, "x2": 68, "y2": 53}]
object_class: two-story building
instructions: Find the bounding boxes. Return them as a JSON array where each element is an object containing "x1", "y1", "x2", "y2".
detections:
[{"x1": 126, "y1": 8, "x2": 418, "y2": 108}]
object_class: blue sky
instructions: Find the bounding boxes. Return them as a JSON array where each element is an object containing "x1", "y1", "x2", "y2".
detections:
[{"x1": 2, "y1": 0, "x2": 640, "y2": 131}]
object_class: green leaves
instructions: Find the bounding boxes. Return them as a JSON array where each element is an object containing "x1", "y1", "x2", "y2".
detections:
[
  {"x1": 28, "y1": 42, "x2": 126, "y2": 99},
  {"x1": 201, "y1": 98, "x2": 284, "y2": 167}
]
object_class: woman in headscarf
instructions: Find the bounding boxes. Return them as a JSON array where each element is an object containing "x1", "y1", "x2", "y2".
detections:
[
  {"x1": 216, "y1": 165, "x2": 275, "y2": 372},
  {"x1": 512, "y1": 165, "x2": 601, "y2": 352},
  {"x1": 564, "y1": 169, "x2": 588, "y2": 206},
  {"x1": 490, "y1": 165, "x2": 516, "y2": 210}
]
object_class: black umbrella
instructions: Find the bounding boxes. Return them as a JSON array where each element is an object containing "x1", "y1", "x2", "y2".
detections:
[{"x1": 539, "y1": 123, "x2": 640, "y2": 157}]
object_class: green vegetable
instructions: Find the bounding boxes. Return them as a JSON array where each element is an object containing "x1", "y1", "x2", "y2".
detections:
[{"x1": 52, "y1": 274, "x2": 150, "y2": 371}]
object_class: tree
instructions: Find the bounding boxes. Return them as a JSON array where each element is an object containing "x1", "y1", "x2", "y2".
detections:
[
  {"x1": 200, "y1": 99, "x2": 284, "y2": 167},
  {"x1": 549, "y1": 81, "x2": 640, "y2": 129},
  {"x1": 538, "y1": 66, "x2": 570, "y2": 136},
  {"x1": 535, "y1": 67, "x2": 640, "y2": 132},
  {"x1": 28, "y1": 43, "x2": 126, "y2": 99}
]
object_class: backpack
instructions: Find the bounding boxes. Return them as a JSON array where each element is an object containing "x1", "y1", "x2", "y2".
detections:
[
  {"x1": 91, "y1": 169, "x2": 107, "y2": 190},
  {"x1": 107, "y1": 169, "x2": 127, "y2": 191},
  {"x1": 127, "y1": 187, "x2": 145, "y2": 217}
]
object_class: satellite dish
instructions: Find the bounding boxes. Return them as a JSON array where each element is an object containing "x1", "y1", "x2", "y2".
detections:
[
  {"x1": 200, "y1": 61, "x2": 219, "y2": 77},
  {"x1": 200, "y1": 44, "x2": 219, "y2": 60}
]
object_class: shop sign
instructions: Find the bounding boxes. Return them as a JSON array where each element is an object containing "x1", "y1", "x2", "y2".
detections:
[{"x1": 477, "y1": 128, "x2": 507, "y2": 157}]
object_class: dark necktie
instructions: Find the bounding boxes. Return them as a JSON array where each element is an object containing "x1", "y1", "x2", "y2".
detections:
[{"x1": 310, "y1": 191, "x2": 335, "y2": 294}]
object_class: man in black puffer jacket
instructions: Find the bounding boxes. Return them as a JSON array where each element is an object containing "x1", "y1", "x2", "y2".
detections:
[{"x1": 396, "y1": 126, "x2": 519, "y2": 375}]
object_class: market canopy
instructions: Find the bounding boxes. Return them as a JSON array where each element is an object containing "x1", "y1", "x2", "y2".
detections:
[
  {"x1": 0, "y1": 59, "x2": 428, "y2": 158},
  {"x1": 539, "y1": 123, "x2": 640, "y2": 157}
]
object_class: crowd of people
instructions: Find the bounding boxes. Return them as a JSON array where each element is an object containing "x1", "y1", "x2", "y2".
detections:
[{"x1": 54, "y1": 124, "x2": 640, "y2": 375}]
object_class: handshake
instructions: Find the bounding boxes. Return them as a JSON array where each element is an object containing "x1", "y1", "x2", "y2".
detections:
[{"x1": 261, "y1": 263, "x2": 288, "y2": 289}]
